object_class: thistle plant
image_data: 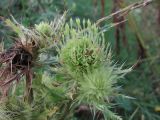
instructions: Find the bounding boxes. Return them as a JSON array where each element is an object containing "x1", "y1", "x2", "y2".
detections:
[
  {"x1": 0, "y1": 14, "x2": 132, "y2": 120},
  {"x1": 56, "y1": 18, "x2": 132, "y2": 120}
]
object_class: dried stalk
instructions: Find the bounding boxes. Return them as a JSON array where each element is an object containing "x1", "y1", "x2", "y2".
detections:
[{"x1": 96, "y1": 0, "x2": 153, "y2": 25}]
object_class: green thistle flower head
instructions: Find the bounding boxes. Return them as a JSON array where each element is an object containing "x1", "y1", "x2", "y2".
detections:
[
  {"x1": 76, "y1": 65, "x2": 131, "y2": 120},
  {"x1": 77, "y1": 66, "x2": 116, "y2": 105},
  {"x1": 59, "y1": 37, "x2": 106, "y2": 76},
  {"x1": 35, "y1": 22, "x2": 53, "y2": 37},
  {"x1": 58, "y1": 19, "x2": 110, "y2": 77}
]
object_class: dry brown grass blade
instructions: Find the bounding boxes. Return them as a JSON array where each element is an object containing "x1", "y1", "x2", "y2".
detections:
[
  {"x1": 1, "y1": 70, "x2": 24, "y2": 86},
  {"x1": 24, "y1": 69, "x2": 33, "y2": 102}
]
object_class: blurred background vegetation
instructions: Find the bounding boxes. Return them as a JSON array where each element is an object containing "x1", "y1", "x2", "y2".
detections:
[{"x1": 0, "y1": 0, "x2": 160, "y2": 120}]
